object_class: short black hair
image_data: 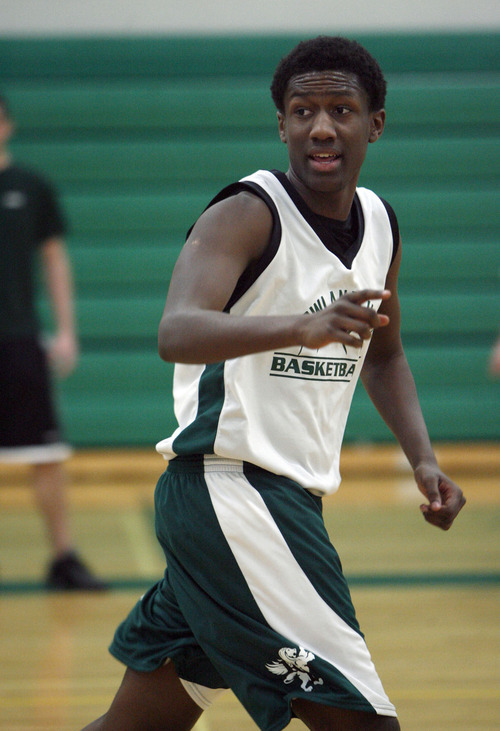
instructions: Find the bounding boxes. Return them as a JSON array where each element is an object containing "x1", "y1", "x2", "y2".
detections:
[{"x1": 270, "y1": 36, "x2": 387, "y2": 113}]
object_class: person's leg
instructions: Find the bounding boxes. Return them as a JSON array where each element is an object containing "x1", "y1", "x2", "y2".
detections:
[
  {"x1": 0, "y1": 338, "x2": 106, "y2": 589},
  {"x1": 81, "y1": 661, "x2": 204, "y2": 731},
  {"x1": 34, "y1": 460, "x2": 108, "y2": 590},
  {"x1": 33, "y1": 461, "x2": 72, "y2": 556},
  {"x1": 292, "y1": 697, "x2": 400, "y2": 730}
]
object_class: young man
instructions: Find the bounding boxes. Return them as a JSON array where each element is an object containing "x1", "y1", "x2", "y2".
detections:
[
  {"x1": 82, "y1": 36, "x2": 465, "y2": 730},
  {"x1": 0, "y1": 95, "x2": 107, "y2": 590}
]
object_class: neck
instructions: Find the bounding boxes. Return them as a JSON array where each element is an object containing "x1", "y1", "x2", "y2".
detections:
[{"x1": 286, "y1": 168, "x2": 356, "y2": 220}]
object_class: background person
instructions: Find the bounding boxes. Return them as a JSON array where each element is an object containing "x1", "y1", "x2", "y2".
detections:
[{"x1": 0, "y1": 94, "x2": 107, "y2": 590}]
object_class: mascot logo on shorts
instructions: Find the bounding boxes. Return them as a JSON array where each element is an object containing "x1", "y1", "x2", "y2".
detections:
[{"x1": 266, "y1": 646, "x2": 324, "y2": 691}]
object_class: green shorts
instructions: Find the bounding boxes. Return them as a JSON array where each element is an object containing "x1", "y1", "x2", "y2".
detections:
[{"x1": 110, "y1": 455, "x2": 396, "y2": 731}]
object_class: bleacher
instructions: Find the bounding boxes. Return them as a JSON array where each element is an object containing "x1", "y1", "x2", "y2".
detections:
[{"x1": 1, "y1": 33, "x2": 498, "y2": 445}]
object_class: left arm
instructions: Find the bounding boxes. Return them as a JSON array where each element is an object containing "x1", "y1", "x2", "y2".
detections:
[
  {"x1": 41, "y1": 236, "x2": 78, "y2": 377},
  {"x1": 361, "y1": 238, "x2": 465, "y2": 530}
]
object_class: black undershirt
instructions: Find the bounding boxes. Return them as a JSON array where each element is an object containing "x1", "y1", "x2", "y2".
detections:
[
  {"x1": 272, "y1": 170, "x2": 364, "y2": 269},
  {"x1": 204, "y1": 170, "x2": 399, "y2": 311}
]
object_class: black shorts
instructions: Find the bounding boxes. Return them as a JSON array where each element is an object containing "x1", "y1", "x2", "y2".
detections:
[{"x1": 0, "y1": 336, "x2": 71, "y2": 462}]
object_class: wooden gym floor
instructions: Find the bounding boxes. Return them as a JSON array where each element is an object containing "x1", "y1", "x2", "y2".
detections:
[{"x1": 0, "y1": 443, "x2": 499, "y2": 730}]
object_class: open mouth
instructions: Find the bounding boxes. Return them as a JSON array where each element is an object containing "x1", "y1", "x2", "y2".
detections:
[
  {"x1": 309, "y1": 152, "x2": 341, "y2": 169},
  {"x1": 311, "y1": 152, "x2": 340, "y2": 161}
]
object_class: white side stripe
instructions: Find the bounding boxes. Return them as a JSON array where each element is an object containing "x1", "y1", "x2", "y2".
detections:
[{"x1": 205, "y1": 470, "x2": 396, "y2": 716}]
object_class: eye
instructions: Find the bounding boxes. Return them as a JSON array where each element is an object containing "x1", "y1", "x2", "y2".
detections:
[
  {"x1": 334, "y1": 105, "x2": 351, "y2": 116},
  {"x1": 292, "y1": 105, "x2": 312, "y2": 118}
]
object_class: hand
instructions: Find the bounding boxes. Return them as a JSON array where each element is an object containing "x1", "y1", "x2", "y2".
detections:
[
  {"x1": 415, "y1": 464, "x2": 466, "y2": 530},
  {"x1": 47, "y1": 332, "x2": 79, "y2": 377},
  {"x1": 298, "y1": 289, "x2": 391, "y2": 351}
]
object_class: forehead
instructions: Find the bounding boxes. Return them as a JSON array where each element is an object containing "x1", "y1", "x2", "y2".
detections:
[{"x1": 285, "y1": 70, "x2": 368, "y2": 104}]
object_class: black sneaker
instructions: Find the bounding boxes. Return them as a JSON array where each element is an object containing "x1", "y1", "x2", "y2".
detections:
[{"x1": 46, "y1": 551, "x2": 109, "y2": 591}]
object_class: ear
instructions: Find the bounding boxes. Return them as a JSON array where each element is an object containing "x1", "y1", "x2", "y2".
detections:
[
  {"x1": 277, "y1": 111, "x2": 287, "y2": 143},
  {"x1": 368, "y1": 109, "x2": 385, "y2": 143}
]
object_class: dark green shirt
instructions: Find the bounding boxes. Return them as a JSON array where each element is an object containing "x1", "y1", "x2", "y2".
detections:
[{"x1": 0, "y1": 163, "x2": 66, "y2": 337}]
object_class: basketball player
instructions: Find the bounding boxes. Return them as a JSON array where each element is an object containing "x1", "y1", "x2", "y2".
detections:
[{"x1": 82, "y1": 36, "x2": 465, "y2": 730}]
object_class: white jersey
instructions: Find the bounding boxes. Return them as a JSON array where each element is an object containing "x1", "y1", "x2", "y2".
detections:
[{"x1": 157, "y1": 170, "x2": 395, "y2": 495}]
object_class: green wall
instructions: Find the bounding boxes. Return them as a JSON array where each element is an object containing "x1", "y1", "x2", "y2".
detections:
[{"x1": 1, "y1": 33, "x2": 499, "y2": 445}]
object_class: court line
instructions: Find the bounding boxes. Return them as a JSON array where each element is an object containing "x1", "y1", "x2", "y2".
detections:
[{"x1": 1, "y1": 571, "x2": 499, "y2": 594}]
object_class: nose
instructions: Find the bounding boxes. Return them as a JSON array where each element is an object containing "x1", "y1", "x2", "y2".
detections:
[{"x1": 310, "y1": 110, "x2": 336, "y2": 140}]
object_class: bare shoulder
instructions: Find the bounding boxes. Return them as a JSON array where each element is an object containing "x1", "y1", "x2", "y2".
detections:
[
  {"x1": 190, "y1": 189, "x2": 274, "y2": 263},
  {"x1": 164, "y1": 189, "x2": 275, "y2": 315}
]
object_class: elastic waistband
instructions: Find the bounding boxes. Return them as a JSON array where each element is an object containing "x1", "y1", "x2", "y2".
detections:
[
  {"x1": 167, "y1": 454, "x2": 245, "y2": 474},
  {"x1": 166, "y1": 455, "x2": 324, "y2": 503}
]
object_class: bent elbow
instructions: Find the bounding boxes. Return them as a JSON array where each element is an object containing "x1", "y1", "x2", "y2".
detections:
[
  {"x1": 158, "y1": 341, "x2": 171, "y2": 362},
  {"x1": 158, "y1": 319, "x2": 177, "y2": 362}
]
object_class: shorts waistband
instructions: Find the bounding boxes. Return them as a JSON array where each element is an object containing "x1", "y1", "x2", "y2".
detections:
[
  {"x1": 167, "y1": 455, "x2": 245, "y2": 474},
  {"x1": 166, "y1": 456, "x2": 324, "y2": 504}
]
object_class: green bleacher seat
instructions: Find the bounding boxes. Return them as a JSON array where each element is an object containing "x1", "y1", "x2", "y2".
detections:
[
  {"x1": 40, "y1": 291, "x2": 497, "y2": 350},
  {"x1": 347, "y1": 385, "x2": 498, "y2": 442},
  {"x1": 1, "y1": 33, "x2": 497, "y2": 445},
  {"x1": 0, "y1": 33, "x2": 498, "y2": 80},
  {"x1": 11, "y1": 137, "x2": 498, "y2": 190},
  {"x1": 58, "y1": 188, "x2": 499, "y2": 238},
  {"x1": 4, "y1": 78, "x2": 499, "y2": 141}
]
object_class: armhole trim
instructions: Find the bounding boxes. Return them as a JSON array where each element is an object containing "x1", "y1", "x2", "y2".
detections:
[
  {"x1": 379, "y1": 197, "x2": 400, "y2": 266},
  {"x1": 225, "y1": 182, "x2": 281, "y2": 311},
  {"x1": 185, "y1": 180, "x2": 281, "y2": 313}
]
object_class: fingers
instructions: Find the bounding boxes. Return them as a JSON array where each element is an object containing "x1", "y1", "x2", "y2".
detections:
[
  {"x1": 418, "y1": 472, "x2": 442, "y2": 511},
  {"x1": 348, "y1": 289, "x2": 391, "y2": 306},
  {"x1": 333, "y1": 290, "x2": 391, "y2": 345},
  {"x1": 419, "y1": 477, "x2": 466, "y2": 531},
  {"x1": 299, "y1": 289, "x2": 391, "y2": 350},
  {"x1": 335, "y1": 321, "x2": 375, "y2": 348}
]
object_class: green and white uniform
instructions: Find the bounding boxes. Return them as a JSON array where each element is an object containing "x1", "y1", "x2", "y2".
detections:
[
  {"x1": 157, "y1": 169, "x2": 395, "y2": 495},
  {"x1": 111, "y1": 170, "x2": 399, "y2": 729}
]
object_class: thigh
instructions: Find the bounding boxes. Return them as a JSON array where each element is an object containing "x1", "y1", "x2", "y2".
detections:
[{"x1": 100, "y1": 661, "x2": 203, "y2": 731}]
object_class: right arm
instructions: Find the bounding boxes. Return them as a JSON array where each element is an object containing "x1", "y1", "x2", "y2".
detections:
[
  {"x1": 40, "y1": 236, "x2": 78, "y2": 377},
  {"x1": 158, "y1": 191, "x2": 390, "y2": 364}
]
